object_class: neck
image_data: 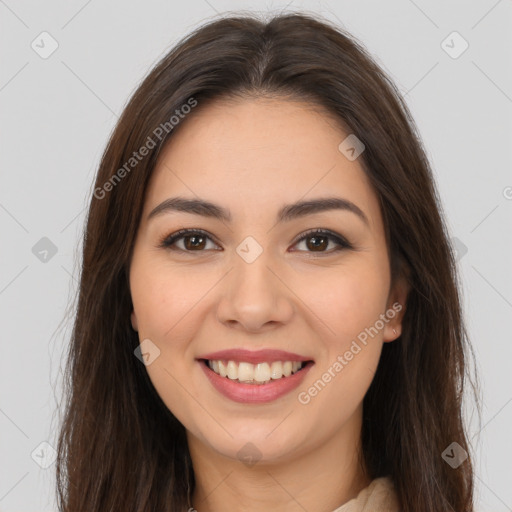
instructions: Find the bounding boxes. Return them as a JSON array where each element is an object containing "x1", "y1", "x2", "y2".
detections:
[{"x1": 187, "y1": 407, "x2": 371, "y2": 512}]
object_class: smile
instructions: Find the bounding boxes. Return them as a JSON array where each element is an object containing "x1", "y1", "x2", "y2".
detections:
[
  {"x1": 205, "y1": 359, "x2": 305, "y2": 384},
  {"x1": 196, "y1": 349, "x2": 315, "y2": 403}
]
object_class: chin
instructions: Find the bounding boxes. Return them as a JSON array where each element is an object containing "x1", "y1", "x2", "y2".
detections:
[{"x1": 198, "y1": 421, "x2": 309, "y2": 464}]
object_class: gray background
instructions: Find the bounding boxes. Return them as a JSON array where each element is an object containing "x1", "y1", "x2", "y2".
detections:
[{"x1": 1, "y1": 0, "x2": 511, "y2": 510}]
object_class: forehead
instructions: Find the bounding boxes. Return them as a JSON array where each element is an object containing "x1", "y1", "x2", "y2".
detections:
[{"x1": 142, "y1": 96, "x2": 381, "y2": 230}]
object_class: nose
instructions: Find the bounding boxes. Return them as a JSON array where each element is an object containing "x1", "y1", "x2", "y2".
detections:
[{"x1": 215, "y1": 251, "x2": 294, "y2": 333}]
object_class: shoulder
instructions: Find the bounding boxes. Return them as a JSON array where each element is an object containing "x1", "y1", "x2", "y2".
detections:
[{"x1": 332, "y1": 476, "x2": 400, "y2": 512}]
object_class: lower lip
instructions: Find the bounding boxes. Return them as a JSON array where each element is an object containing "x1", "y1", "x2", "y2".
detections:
[{"x1": 198, "y1": 360, "x2": 314, "y2": 404}]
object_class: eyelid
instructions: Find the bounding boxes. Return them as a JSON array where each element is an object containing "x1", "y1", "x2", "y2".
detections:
[
  {"x1": 291, "y1": 228, "x2": 352, "y2": 250},
  {"x1": 158, "y1": 228, "x2": 221, "y2": 251},
  {"x1": 158, "y1": 227, "x2": 352, "y2": 254}
]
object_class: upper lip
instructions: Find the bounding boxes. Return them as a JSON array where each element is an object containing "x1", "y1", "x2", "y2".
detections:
[{"x1": 197, "y1": 349, "x2": 314, "y2": 364}]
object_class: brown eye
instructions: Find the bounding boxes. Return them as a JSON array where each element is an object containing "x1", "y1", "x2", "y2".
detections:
[
  {"x1": 159, "y1": 228, "x2": 352, "y2": 256},
  {"x1": 182, "y1": 233, "x2": 207, "y2": 250},
  {"x1": 159, "y1": 229, "x2": 220, "y2": 252},
  {"x1": 292, "y1": 229, "x2": 351, "y2": 254},
  {"x1": 304, "y1": 234, "x2": 329, "y2": 251}
]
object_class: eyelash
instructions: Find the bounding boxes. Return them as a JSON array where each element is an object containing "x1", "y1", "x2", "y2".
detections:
[{"x1": 157, "y1": 228, "x2": 353, "y2": 256}]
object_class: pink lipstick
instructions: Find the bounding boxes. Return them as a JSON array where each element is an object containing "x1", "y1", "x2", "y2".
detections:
[{"x1": 196, "y1": 349, "x2": 314, "y2": 404}]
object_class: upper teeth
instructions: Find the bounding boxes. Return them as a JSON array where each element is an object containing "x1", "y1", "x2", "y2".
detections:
[{"x1": 208, "y1": 360, "x2": 304, "y2": 383}]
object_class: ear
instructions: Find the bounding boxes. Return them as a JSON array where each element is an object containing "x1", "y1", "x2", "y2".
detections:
[
  {"x1": 383, "y1": 274, "x2": 409, "y2": 343},
  {"x1": 131, "y1": 310, "x2": 139, "y2": 332}
]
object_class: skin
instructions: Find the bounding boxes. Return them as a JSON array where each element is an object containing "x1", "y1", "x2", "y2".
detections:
[{"x1": 129, "y1": 96, "x2": 409, "y2": 512}]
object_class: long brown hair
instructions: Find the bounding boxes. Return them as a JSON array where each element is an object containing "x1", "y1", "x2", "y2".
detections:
[{"x1": 55, "y1": 12, "x2": 480, "y2": 511}]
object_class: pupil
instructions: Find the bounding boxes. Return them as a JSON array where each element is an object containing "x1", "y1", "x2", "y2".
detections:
[
  {"x1": 309, "y1": 235, "x2": 327, "y2": 251},
  {"x1": 183, "y1": 234, "x2": 328, "y2": 251},
  {"x1": 186, "y1": 235, "x2": 205, "y2": 250}
]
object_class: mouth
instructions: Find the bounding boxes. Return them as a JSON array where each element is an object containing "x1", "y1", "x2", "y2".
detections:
[
  {"x1": 200, "y1": 358, "x2": 314, "y2": 385},
  {"x1": 196, "y1": 348, "x2": 315, "y2": 403}
]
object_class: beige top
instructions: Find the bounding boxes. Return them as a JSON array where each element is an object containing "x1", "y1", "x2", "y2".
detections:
[{"x1": 331, "y1": 477, "x2": 400, "y2": 512}]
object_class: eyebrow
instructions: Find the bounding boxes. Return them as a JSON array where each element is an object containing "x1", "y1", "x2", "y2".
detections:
[{"x1": 147, "y1": 196, "x2": 369, "y2": 226}]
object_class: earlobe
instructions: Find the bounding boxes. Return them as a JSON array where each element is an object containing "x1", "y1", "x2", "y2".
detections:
[
  {"x1": 384, "y1": 324, "x2": 401, "y2": 342},
  {"x1": 131, "y1": 310, "x2": 138, "y2": 332}
]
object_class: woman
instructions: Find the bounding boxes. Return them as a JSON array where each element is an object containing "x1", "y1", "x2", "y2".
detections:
[{"x1": 56, "y1": 12, "x2": 479, "y2": 512}]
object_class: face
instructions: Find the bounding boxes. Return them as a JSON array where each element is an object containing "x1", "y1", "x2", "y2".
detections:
[{"x1": 129, "y1": 96, "x2": 407, "y2": 465}]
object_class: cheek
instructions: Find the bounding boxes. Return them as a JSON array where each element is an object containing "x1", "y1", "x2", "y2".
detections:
[
  {"x1": 297, "y1": 280, "x2": 387, "y2": 423},
  {"x1": 294, "y1": 259, "x2": 389, "y2": 347},
  {"x1": 130, "y1": 260, "x2": 203, "y2": 421},
  {"x1": 302, "y1": 261, "x2": 389, "y2": 413},
  {"x1": 130, "y1": 258, "x2": 218, "y2": 390},
  {"x1": 131, "y1": 258, "x2": 201, "y2": 339}
]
